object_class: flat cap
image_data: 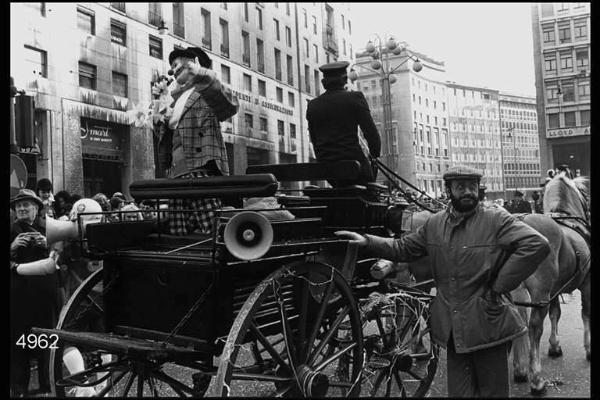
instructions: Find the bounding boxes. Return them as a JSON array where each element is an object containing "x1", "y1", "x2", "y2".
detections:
[
  {"x1": 11, "y1": 188, "x2": 44, "y2": 209},
  {"x1": 442, "y1": 165, "x2": 483, "y2": 181},
  {"x1": 318, "y1": 61, "x2": 350, "y2": 78}
]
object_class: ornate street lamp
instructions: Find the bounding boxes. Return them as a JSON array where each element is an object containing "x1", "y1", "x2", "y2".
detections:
[
  {"x1": 158, "y1": 19, "x2": 169, "y2": 35},
  {"x1": 349, "y1": 35, "x2": 424, "y2": 184}
]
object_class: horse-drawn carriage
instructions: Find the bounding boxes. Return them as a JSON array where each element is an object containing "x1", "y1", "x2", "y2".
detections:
[{"x1": 33, "y1": 161, "x2": 439, "y2": 397}]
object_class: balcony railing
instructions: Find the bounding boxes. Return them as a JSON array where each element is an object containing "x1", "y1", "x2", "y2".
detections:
[
  {"x1": 221, "y1": 44, "x2": 230, "y2": 58},
  {"x1": 323, "y1": 25, "x2": 338, "y2": 54},
  {"x1": 202, "y1": 37, "x2": 212, "y2": 50}
]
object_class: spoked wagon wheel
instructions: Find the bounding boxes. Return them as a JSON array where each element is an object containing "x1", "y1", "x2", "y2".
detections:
[
  {"x1": 208, "y1": 262, "x2": 364, "y2": 397},
  {"x1": 49, "y1": 268, "x2": 210, "y2": 397},
  {"x1": 356, "y1": 291, "x2": 439, "y2": 397}
]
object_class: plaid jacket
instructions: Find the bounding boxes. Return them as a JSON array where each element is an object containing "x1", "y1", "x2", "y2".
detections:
[{"x1": 155, "y1": 77, "x2": 238, "y2": 177}]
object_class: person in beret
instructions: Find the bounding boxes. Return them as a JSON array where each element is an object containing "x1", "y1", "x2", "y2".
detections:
[
  {"x1": 154, "y1": 46, "x2": 239, "y2": 235},
  {"x1": 335, "y1": 165, "x2": 550, "y2": 397},
  {"x1": 306, "y1": 61, "x2": 381, "y2": 187},
  {"x1": 511, "y1": 190, "x2": 532, "y2": 214},
  {"x1": 10, "y1": 189, "x2": 61, "y2": 396}
]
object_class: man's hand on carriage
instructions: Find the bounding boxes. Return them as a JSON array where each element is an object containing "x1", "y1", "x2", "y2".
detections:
[{"x1": 334, "y1": 230, "x2": 368, "y2": 246}]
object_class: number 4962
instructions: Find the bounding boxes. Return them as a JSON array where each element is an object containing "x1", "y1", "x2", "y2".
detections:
[{"x1": 16, "y1": 333, "x2": 59, "y2": 349}]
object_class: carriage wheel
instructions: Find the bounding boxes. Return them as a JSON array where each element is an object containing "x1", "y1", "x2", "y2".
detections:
[
  {"x1": 355, "y1": 292, "x2": 439, "y2": 397},
  {"x1": 208, "y1": 262, "x2": 364, "y2": 397},
  {"x1": 49, "y1": 268, "x2": 211, "y2": 397}
]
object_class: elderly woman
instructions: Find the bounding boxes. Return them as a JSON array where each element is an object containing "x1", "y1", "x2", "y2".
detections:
[{"x1": 10, "y1": 189, "x2": 61, "y2": 397}]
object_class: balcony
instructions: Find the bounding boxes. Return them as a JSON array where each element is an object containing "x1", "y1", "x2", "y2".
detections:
[
  {"x1": 202, "y1": 37, "x2": 212, "y2": 51},
  {"x1": 323, "y1": 25, "x2": 338, "y2": 54},
  {"x1": 221, "y1": 44, "x2": 230, "y2": 58}
]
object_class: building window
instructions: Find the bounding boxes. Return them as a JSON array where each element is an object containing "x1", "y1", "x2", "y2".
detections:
[
  {"x1": 286, "y1": 2, "x2": 290, "y2": 15},
  {"x1": 547, "y1": 113, "x2": 559, "y2": 129},
  {"x1": 574, "y1": 20, "x2": 588, "y2": 39},
  {"x1": 78, "y1": 62, "x2": 97, "y2": 90},
  {"x1": 425, "y1": 99, "x2": 429, "y2": 107},
  {"x1": 256, "y1": 6, "x2": 263, "y2": 29},
  {"x1": 303, "y1": 8, "x2": 307, "y2": 28},
  {"x1": 274, "y1": 48, "x2": 282, "y2": 81},
  {"x1": 558, "y1": 24, "x2": 571, "y2": 43},
  {"x1": 149, "y1": 35, "x2": 162, "y2": 59},
  {"x1": 558, "y1": 2, "x2": 569, "y2": 11},
  {"x1": 112, "y1": 71, "x2": 128, "y2": 97},
  {"x1": 288, "y1": 92, "x2": 295, "y2": 107},
  {"x1": 314, "y1": 70, "x2": 320, "y2": 96},
  {"x1": 77, "y1": 7, "x2": 95, "y2": 35},
  {"x1": 286, "y1": 55, "x2": 294, "y2": 85},
  {"x1": 242, "y1": 74, "x2": 252, "y2": 92},
  {"x1": 580, "y1": 110, "x2": 590, "y2": 125},
  {"x1": 286, "y1": 26, "x2": 292, "y2": 47},
  {"x1": 242, "y1": 31, "x2": 250, "y2": 66},
  {"x1": 257, "y1": 39, "x2": 265, "y2": 72},
  {"x1": 576, "y1": 49, "x2": 589, "y2": 68},
  {"x1": 173, "y1": 3, "x2": 185, "y2": 37},
  {"x1": 220, "y1": 19, "x2": 230, "y2": 57},
  {"x1": 201, "y1": 9, "x2": 211, "y2": 49},
  {"x1": 110, "y1": 3, "x2": 125, "y2": 13},
  {"x1": 290, "y1": 123, "x2": 296, "y2": 139},
  {"x1": 259, "y1": 117, "x2": 268, "y2": 132},
  {"x1": 110, "y1": 19, "x2": 126, "y2": 46},
  {"x1": 276, "y1": 87, "x2": 284, "y2": 103},
  {"x1": 562, "y1": 81, "x2": 575, "y2": 101},
  {"x1": 546, "y1": 86, "x2": 559, "y2": 100},
  {"x1": 258, "y1": 79, "x2": 266, "y2": 96},
  {"x1": 278, "y1": 120, "x2": 285, "y2": 136},
  {"x1": 542, "y1": 26, "x2": 555, "y2": 45},
  {"x1": 221, "y1": 65, "x2": 231, "y2": 84},
  {"x1": 544, "y1": 55, "x2": 557, "y2": 72},
  {"x1": 578, "y1": 80, "x2": 590, "y2": 97},
  {"x1": 244, "y1": 113, "x2": 254, "y2": 129},
  {"x1": 148, "y1": 3, "x2": 162, "y2": 26},
  {"x1": 559, "y1": 52, "x2": 573, "y2": 71},
  {"x1": 304, "y1": 38, "x2": 309, "y2": 58},
  {"x1": 312, "y1": 16, "x2": 317, "y2": 34},
  {"x1": 313, "y1": 44, "x2": 319, "y2": 63},
  {"x1": 343, "y1": 39, "x2": 347, "y2": 56},
  {"x1": 564, "y1": 111, "x2": 576, "y2": 127},
  {"x1": 23, "y1": 45, "x2": 47, "y2": 78},
  {"x1": 304, "y1": 65, "x2": 311, "y2": 94},
  {"x1": 244, "y1": 2, "x2": 249, "y2": 21},
  {"x1": 274, "y1": 18, "x2": 280, "y2": 41},
  {"x1": 541, "y1": 3, "x2": 554, "y2": 17}
]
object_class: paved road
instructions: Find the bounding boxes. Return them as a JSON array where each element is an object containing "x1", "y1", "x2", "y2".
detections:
[{"x1": 427, "y1": 290, "x2": 591, "y2": 397}]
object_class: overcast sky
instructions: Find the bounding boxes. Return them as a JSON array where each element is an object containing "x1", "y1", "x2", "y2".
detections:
[{"x1": 350, "y1": 3, "x2": 536, "y2": 97}]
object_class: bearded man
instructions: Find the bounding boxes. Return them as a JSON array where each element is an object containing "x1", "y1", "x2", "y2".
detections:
[{"x1": 335, "y1": 165, "x2": 551, "y2": 397}]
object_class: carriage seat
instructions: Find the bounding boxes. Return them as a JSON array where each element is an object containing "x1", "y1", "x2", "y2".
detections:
[{"x1": 129, "y1": 173, "x2": 278, "y2": 200}]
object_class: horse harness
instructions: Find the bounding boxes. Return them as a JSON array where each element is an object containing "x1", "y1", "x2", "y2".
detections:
[{"x1": 510, "y1": 213, "x2": 591, "y2": 309}]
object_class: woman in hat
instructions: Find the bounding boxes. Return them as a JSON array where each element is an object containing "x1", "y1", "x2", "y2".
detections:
[{"x1": 10, "y1": 189, "x2": 61, "y2": 396}]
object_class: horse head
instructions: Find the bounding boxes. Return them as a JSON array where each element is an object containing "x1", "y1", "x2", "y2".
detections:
[{"x1": 543, "y1": 171, "x2": 589, "y2": 222}]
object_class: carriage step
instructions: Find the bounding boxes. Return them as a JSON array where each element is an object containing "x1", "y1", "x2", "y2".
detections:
[{"x1": 32, "y1": 328, "x2": 207, "y2": 361}]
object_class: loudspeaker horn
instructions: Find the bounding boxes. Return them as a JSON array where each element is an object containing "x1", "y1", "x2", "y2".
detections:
[
  {"x1": 46, "y1": 216, "x2": 79, "y2": 246},
  {"x1": 224, "y1": 211, "x2": 273, "y2": 260}
]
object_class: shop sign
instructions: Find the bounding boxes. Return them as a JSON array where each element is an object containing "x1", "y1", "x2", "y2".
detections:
[
  {"x1": 230, "y1": 89, "x2": 294, "y2": 116},
  {"x1": 546, "y1": 126, "x2": 590, "y2": 138},
  {"x1": 80, "y1": 119, "x2": 121, "y2": 150}
]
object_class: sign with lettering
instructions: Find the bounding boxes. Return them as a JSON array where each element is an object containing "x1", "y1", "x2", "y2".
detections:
[
  {"x1": 80, "y1": 118, "x2": 122, "y2": 151},
  {"x1": 230, "y1": 89, "x2": 295, "y2": 116},
  {"x1": 546, "y1": 126, "x2": 590, "y2": 138}
]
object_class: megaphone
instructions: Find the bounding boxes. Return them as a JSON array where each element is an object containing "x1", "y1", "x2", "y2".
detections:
[
  {"x1": 223, "y1": 211, "x2": 273, "y2": 260},
  {"x1": 46, "y1": 216, "x2": 79, "y2": 246}
]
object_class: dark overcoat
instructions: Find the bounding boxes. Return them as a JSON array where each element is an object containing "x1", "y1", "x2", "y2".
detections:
[{"x1": 306, "y1": 89, "x2": 381, "y2": 183}]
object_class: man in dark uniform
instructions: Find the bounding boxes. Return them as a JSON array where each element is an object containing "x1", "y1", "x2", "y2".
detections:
[
  {"x1": 306, "y1": 61, "x2": 381, "y2": 187},
  {"x1": 511, "y1": 190, "x2": 532, "y2": 214}
]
